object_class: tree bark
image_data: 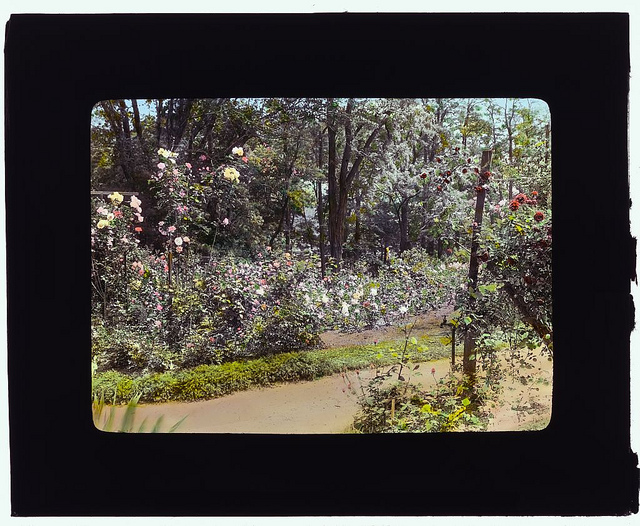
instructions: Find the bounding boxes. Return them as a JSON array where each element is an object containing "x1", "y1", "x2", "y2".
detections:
[{"x1": 463, "y1": 150, "x2": 493, "y2": 378}]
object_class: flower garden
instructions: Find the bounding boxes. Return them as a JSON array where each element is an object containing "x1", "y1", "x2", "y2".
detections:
[{"x1": 91, "y1": 98, "x2": 552, "y2": 432}]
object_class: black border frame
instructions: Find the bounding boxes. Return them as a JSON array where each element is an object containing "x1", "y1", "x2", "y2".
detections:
[{"x1": 5, "y1": 13, "x2": 638, "y2": 516}]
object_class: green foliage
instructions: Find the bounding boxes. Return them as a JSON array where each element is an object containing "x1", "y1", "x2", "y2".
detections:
[
  {"x1": 92, "y1": 335, "x2": 451, "y2": 405},
  {"x1": 351, "y1": 372, "x2": 488, "y2": 433},
  {"x1": 244, "y1": 301, "x2": 322, "y2": 357},
  {"x1": 92, "y1": 323, "x2": 179, "y2": 374}
]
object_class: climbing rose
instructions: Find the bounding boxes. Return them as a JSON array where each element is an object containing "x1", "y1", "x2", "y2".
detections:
[
  {"x1": 515, "y1": 193, "x2": 527, "y2": 204},
  {"x1": 232, "y1": 146, "x2": 244, "y2": 156},
  {"x1": 175, "y1": 237, "x2": 183, "y2": 246},
  {"x1": 185, "y1": 162, "x2": 192, "y2": 169},
  {"x1": 108, "y1": 192, "x2": 124, "y2": 205},
  {"x1": 97, "y1": 219, "x2": 110, "y2": 229},
  {"x1": 534, "y1": 211, "x2": 545, "y2": 222}
]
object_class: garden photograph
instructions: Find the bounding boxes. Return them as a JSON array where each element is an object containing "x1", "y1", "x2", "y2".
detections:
[{"x1": 90, "y1": 97, "x2": 553, "y2": 434}]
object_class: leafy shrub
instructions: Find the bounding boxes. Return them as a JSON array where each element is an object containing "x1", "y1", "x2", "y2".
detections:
[
  {"x1": 92, "y1": 323, "x2": 179, "y2": 374},
  {"x1": 351, "y1": 371, "x2": 488, "y2": 433},
  {"x1": 244, "y1": 301, "x2": 322, "y2": 357}
]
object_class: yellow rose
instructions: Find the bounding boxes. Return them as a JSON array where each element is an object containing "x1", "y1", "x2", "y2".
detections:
[
  {"x1": 97, "y1": 219, "x2": 110, "y2": 229},
  {"x1": 223, "y1": 167, "x2": 240, "y2": 183},
  {"x1": 108, "y1": 192, "x2": 124, "y2": 205}
]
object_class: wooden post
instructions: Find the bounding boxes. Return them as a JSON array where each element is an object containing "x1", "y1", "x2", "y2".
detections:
[{"x1": 463, "y1": 150, "x2": 493, "y2": 379}]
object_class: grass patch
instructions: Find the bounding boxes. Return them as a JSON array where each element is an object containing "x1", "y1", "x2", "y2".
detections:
[{"x1": 92, "y1": 335, "x2": 454, "y2": 405}]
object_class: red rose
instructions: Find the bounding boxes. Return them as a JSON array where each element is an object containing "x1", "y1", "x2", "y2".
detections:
[
  {"x1": 462, "y1": 168, "x2": 468, "y2": 174},
  {"x1": 534, "y1": 211, "x2": 545, "y2": 222},
  {"x1": 515, "y1": 193, "x2": 527, "y2": 204},
  {"x1": 482, "y1": 171, "x2": 491, "y2": 180},
  {"x1": 509, "y1": 200, "x2": 520, "y2": 211},
  {"x1": 436, "y1": 157, "x2": 442, "y2": 163},
  {"x1": 420, "y1": 172, "x2": 427, "y2": 179},
  {"x1": 446, "y1": 170, "x2": 452, "y2": 176},
  {"x1": 532, "y1": 191, "x2": 538, "y2": 197},
  {"x1": 437, "y1": 185, "x2": 443, "y2": 191},
  {"x1": 467, "y1": 158, "x2": 471, "y2": 163},
  {"x1": 475, "y1": 185, "x2": 484, "y2": 193}
]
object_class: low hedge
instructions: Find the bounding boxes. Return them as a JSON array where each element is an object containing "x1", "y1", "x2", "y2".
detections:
[{"x1": 92, "y1": 335, "x2": 454, "y2": 405}]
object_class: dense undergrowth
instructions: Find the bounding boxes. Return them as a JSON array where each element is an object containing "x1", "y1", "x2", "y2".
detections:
[{"x1": 92, "y1": 334, "x2": 452, "y2": 405}]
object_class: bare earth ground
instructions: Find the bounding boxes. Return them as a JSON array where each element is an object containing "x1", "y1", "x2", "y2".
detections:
[{"x1": 102, "y1": 310, "x2": 552, "y2": 434}]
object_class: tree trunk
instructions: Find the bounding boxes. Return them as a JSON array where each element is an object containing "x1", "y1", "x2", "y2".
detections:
[
  {"x1": 156, "y1": 99, "x2": 164, "y2": 147},
  {"x1": 463, "y1": 150, "x2": 493, "y2": 379},
  {"x1": 316, "y1": 128, "x2": 327, "y2": 278},
  {"x1": 130, "y1": 99, "x2": 144, "y2": 141},
  {"x1": 399, "y1": 198, "x2": 410, "y2": 253},
  {"x1": 269, "y1": 195, "x2": 290, "y2": 248},
  {"x1": 354, "y1": 189, "x2": 362, "y2": 248},
  {"x1": 326, "y1": 98, "x2": 384, "y2": 263}
]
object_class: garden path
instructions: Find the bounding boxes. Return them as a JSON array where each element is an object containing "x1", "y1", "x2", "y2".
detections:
[{"x1": 107, "y1": 347, "x2": 552, "y2": 433}]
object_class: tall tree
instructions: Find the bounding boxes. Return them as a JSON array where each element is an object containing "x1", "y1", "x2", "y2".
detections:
[{"x1": 326, "y1": 98, "x2": 387, "y2": 262}]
